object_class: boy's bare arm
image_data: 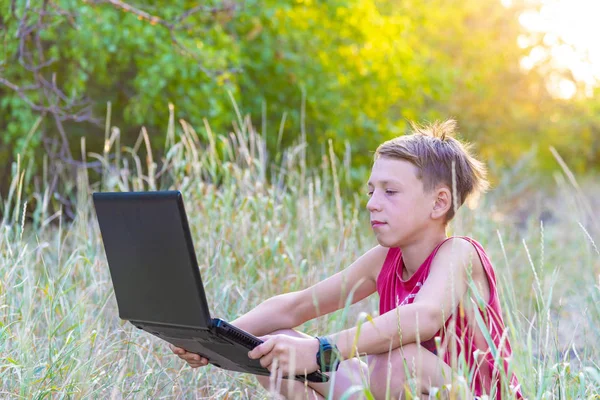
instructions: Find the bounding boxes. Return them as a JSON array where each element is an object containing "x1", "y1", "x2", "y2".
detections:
[
  {"x1": 172, "y1": 245, "x2": 387, "y2": 368},
  {"x1": 231, "y1": 245, "x2": 388, "y2": 336},
  {"x1": 229, "y1": 292, "x2": 302, "y2": 336},
  {"x1": 330, "y1": 238, "x2": 476, "y2": 358}
]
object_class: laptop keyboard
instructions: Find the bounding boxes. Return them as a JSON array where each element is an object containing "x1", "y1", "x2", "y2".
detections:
[
  {"x1": 223, "y1": 329, "x2": 260, "y2": 349},
  {"x1": 163, "y1": 332, "x2": 231, "y2": 346}
]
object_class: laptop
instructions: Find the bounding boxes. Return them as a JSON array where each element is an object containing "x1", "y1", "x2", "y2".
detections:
[{"x1": 92, "y1": 190, "x2": 328, "y2": 383}]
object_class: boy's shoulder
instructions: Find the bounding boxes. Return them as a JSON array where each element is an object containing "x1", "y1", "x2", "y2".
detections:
[
  {"x1": 438, "y1": 235, "x2": 479, "y2": 252},
  {"x1": 431, "y1": 236, "x2": 491, "y2": 297},
  {"x1": 434, "y1": 236, "x2": 485, "y2": 270}
]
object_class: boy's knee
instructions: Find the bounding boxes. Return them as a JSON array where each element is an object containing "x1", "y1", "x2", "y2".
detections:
[
  {"x1": 396, "y1": 342, "x2": 421, "y2": 358},
  {"x1": 368, "y1": 356, "x2": 401, "y2": 399},
  {"x1": 255, "y1": 374, "x2": 270, "y2": 390},
  {"x1": 337, "y1": 357, "x2": 366, "y2": 379},
  {"x1": 368, "y1": 344, "x2": 422, "y2": 399}
]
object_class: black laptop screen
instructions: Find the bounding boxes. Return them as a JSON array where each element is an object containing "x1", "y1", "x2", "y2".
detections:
[{"x1": 93, "y1": 191, "x2": 212, "y2": 328}]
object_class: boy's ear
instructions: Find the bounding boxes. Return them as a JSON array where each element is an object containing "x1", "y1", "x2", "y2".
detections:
[{"x1": 431, "y1": 187, "x2": 452, "y2": 220}]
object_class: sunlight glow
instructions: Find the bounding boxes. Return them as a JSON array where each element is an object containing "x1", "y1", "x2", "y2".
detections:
[{"x1": 517, "y1": 0, "x2": 600, "y2": 99}]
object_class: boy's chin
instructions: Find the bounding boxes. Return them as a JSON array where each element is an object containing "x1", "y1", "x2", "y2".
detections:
[{"x1": 375, "y1": 234, "x2": 402, "y2": 248}]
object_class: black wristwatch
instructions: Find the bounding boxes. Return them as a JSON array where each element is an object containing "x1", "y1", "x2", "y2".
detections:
[{"x1": 315, "y1": 336, "x2": 341, "y2": 372}]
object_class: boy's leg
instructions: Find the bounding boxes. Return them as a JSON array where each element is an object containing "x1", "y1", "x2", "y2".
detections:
[
  {"x1": 367, "y1": 343, "x2": 456, "y2": 400},
  {"x1": 255, "y1": 329, "x2": 370, "y2": 400}
]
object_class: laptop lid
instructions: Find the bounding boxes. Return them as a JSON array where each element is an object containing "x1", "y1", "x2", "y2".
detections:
[{"x1": 93, "y1": 191, "x2": 213, "y2": 328}]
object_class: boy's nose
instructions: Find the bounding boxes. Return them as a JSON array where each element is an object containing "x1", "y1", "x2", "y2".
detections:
[{"x1": 366, "y1": 195, "x2": 382, "y2": 212}]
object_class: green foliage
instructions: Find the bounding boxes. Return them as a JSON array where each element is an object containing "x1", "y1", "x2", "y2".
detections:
[{"x1": 1, "y1": 0, "x2": 599, "y2": 196}]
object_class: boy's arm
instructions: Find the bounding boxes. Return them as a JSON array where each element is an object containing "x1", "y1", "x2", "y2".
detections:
[
  {"x1": 331, "y1": 238, "x2": 475, "y2": 358},
  {"x1": 231, "y1": 245, "x2": 387, "y2": 337}
]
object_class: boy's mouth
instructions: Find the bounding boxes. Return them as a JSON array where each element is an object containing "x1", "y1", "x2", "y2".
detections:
[{"x1": 371, "y1": 220, "x2": 386, "y2": 227}]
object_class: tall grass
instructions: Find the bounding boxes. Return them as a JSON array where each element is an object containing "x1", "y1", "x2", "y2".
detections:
[{"x1": 1, "y1": 103, "x2": 599, "y2": 398}]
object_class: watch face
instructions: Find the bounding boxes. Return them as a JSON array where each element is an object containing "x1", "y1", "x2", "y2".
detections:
[
  {"x1": 317, "y1": 337, "x2": 340, "y2": 372},
  {"x1": 322, "y1": 349, "x2": 334, "y2": 366}
]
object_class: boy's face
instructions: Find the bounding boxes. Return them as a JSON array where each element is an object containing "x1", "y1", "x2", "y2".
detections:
[{"x1": 366, "y1": 157, "x2": 441, "y2": 248}]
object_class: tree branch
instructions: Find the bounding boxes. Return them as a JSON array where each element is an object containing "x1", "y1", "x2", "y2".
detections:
[{"x1": 86, "y1": 0, "x2": 242, "y2": 78}]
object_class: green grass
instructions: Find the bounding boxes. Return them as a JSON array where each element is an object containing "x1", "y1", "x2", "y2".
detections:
[{"x1": 1, "y1": 105, "x2": 599, "y2": 398}]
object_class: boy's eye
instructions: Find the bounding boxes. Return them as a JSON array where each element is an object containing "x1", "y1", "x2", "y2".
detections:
[{"x1": 367, "y1": 190, "x2": 395, "y2": 197}]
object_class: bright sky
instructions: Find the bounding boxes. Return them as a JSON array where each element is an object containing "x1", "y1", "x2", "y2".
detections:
[{"x1": 505, "y1": 0, "x2": 600, "y2": 99}]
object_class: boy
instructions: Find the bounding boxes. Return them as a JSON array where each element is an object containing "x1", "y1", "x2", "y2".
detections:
[{"x1": 171, "y1": 119, "x2": 521, "y2": 399}]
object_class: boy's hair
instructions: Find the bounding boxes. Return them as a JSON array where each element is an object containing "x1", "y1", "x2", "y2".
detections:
[{"x1": 374, "y1": 119, "x2": 489, "y2": 222}]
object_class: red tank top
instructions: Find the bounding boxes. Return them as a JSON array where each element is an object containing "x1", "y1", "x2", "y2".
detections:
[{"x1": 376, "y1": 236, "x2": 522, "y2": 399}]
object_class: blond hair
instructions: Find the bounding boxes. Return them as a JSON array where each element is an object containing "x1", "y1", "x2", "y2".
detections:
[{"x1": 374, "y1": 119, "x2": 489, "y2": 222}]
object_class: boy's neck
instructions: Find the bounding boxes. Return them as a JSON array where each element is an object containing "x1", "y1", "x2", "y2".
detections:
[{"x1": 400, "y1": 230, "x2": 448, "y2": 279}]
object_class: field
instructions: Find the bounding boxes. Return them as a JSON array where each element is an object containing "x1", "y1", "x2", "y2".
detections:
[{"x1": 1, "y1": 114, "x2": 599, "y2": 399}]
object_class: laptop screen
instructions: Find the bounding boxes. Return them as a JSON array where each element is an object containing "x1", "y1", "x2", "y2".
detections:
[{"x1": 93, "y1": 191, "x2": 212, "y2": 328}]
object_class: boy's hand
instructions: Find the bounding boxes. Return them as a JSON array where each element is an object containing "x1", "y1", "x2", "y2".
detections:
[
  {"x1": 248, "y1": 334, "x2": 320, "y2": 375},
  {"x1": 169, "y1": 344, "x2": 209, "y2": 368}
]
